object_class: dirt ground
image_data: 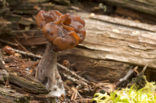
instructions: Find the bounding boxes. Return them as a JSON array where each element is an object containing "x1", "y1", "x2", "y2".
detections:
[{"x1": 0, "y1": 1, "x2": 156, "y2": 103}]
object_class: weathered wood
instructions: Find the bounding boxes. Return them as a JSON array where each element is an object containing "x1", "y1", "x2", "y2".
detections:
[
  {"x1": 9, "y1": 74, "x2": 49, "y2": 94},
  {"x1": 0, "y1": 87, "x2": 29, "y2": 103},
  {"x1": 88, "y1": 13, "x2": 156, "y2": 32},
  {"x1": 1, "y1": 0, "x2": 156, "y2": 36},
  {"x1": 0, "y1": 0, "x2": 52, "y2": 35},
  {"x1": 0, "y1": 68, "x2": 58, "y2": 103},
  {"x1": 0, "y1": 65, "x2": 48, "y2": 94},
  {"x1": 59, "y1": 54, "x2": 130, "y2": 82},
  {"x1": 103, "y1": 0, "x2": 156, "y2": 16},
  {"x1": 0, "y1": 65, "x2": 57, "y2": 102},
  {"x1": 0, "y1": 70, "x2": 56, "y2": 103},
  {"x1": 114, "y1": 7, "x2": 156, "y2": 24},
  {"x1": 60, "y1": 12, "x2": 156, "y2": 69},
  {"x1": 18, "y1": 12, "x2": 156, "y2": 69}
]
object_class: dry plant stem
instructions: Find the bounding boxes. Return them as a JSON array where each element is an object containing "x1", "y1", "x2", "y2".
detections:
[
  {"x1": 0, "y1": 39, "x2": 18, "y2": 46},
  {"x1": 62, "y1": 73, "x2": 87, "y2": 86},
  {"x1": 116, "y1": 66, "x2": 138, "y2": 87},
  {"x1": 141, "y1": 64, "x2": 148, "y2": 74},
  {"x1": 14, "y1": 39, "x2": 29, "y2": 52},
  {"x1": 58, "y1": 63, "x2": 89, "y2": 84},
  {"x1": 11, "y1": 48, "x2": 42, "y2": 58},
  {"x1": 35, "y1": 42, "x2": 65, "y2": 97}
]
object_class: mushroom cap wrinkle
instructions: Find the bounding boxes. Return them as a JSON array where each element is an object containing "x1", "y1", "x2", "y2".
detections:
[{"x1": 36, "y1": 10, "x2": 86, "y2": 51}]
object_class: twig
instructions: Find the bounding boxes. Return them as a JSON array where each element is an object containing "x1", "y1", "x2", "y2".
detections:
[
  {"x1": 116, "y1": 66, "x2": 138, "y2": 88},
  {"x1": 57, "y1": 63, "x2": 89, "y2": 83},
  {"x1": 4, "y1": 47, "x2": 42, "y2": 58},
  {"x1": 120, "y1": 66, "x2": 138, "y2": 82},
  {"x1": 79, "y1": 98, "x2": 92, "y2": 103},
  {"x1": 14, "y1": 39, "x2": 29, "y2": 52},
  {"x1": 14, "y1": 49, "x2": 42, "y2": 58},
  {"x1": 4, "y1": 47, "x2": 89, "y2": 85},
  {"x1": 62, "y1": 73, "x2": 87, "y2": 86},
  {"x1": 141, "y1": 64, "x2": 148, "y2": 74},
  {"x1": 0, "y1": 39, "x2": 18, "y2": 46}
]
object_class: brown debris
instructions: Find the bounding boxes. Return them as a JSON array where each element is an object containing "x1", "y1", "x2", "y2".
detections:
[{"x1": 0, "y1": 0, "x2": 156, "y2": 102}]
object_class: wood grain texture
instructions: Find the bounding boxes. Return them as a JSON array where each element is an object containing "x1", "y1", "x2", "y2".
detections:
[
  {"x1": 103, "y1": 0, "x2": 156, "y2": 16},
  {"x1": 0, "y1": 87, "x2": 29, "y2": 103},
  {"x1": 63, "y1": 12, "x2": 156, "y2": 69}
]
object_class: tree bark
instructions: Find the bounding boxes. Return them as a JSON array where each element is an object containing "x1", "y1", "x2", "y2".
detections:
[
  {"x1": 62, "y1": 12, "x2": 156, "y2": 69},
  {"x1": 103, "y1": 0, "x2": 156, "y2": 16},
  {"x1": 0, "y1": 0, "x2": 50, "y2": 36},
  {"x1": 9, "y1": 74, "x2": 49, "y2": 94},
  {"x1": 0, "y1": 87, "x2": 29, "y2": 103}
]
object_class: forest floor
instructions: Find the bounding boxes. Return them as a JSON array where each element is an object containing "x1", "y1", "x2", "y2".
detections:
[{"x1": 0, "y1": 1, "x2": 156, "y2": 103}]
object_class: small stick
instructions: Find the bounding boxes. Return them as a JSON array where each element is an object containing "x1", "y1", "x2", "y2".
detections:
[
  {"x1": 57, "y1": 63, "x2": 89, "y2": 83},
  {"x1": 62, "y1": 73, "x2": 87, "y2": 86},
  {"x1": 0, "y1": 39, "x2": 18, "y2": 46},
  {"x1": 4, "y1": 46, "x2": 42, "y2": 58},
  {"x1": 141, "y1": 64, "x2": 148, "y2": 74},
  {"x1": 14, "y1": 39, "x2": 29, "y2": 52},
  {"x1": 120, "y1": 66, "x2": 138, "y2": 82},
  {"x1": 116, "y1": 66, "x2": 138, "y2": 87}
]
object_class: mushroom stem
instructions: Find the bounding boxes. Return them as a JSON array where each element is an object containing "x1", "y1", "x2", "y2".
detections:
[{"x1": 35, "y1": 42, "x2": 65, "y2": 97}]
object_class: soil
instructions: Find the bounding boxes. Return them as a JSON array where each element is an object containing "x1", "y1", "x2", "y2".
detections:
[{"x1": 0, "y1": 1, "x2": 156, "y2": 103}]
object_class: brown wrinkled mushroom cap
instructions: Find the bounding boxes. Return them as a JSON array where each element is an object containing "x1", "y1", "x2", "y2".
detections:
[{"x1": 36, "y1": 10, "x2": 86, "y2": 51}]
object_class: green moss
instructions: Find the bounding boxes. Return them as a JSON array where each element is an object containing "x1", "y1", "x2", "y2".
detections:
[{"x1": 92, "y1": 81, "x2": 156, "y2": 103}]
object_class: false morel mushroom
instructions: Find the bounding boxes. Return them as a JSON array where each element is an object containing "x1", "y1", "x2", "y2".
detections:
[{"x1": 35, "y1": 10, "x2": 86, "y2": 97}]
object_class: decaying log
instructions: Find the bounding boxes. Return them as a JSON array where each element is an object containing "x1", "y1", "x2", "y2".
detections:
[
  {"x1": 114, "y1": 7, "x2": 156, "y2": 24},
  {"x1": 0, "y1": 64, "x2": 48, "y2": 95},
  {"x1": 0, "y1": 74, "x2": 56, "y2": 103},
  {"x1": 14, "y1": 11, "x2": 156, "y2": 81},
  {"x1": 8, "y1": 74, "x2": 49, "y2": 94},
  {"x1": 61, "y1": 12, "x2": 156, "y2": 69},
  {"x1": 0, "y1": 87, "x2": 29, "y2": 103},
  {"x1": 102, "y1": 0, "x2": 156, "y2": 16},
  {"x1": 0, "y1": 0, "x2": 51, "y2": 36},
  {"x1": 17, "y1": 12, "x2": 156, "y2": 70},
  {"x1": 88, "y1": 13, "x2": 156, "y2": 32},
  {"x1": 0, "y1": 68, "x2": 49, "y2": 94}
]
